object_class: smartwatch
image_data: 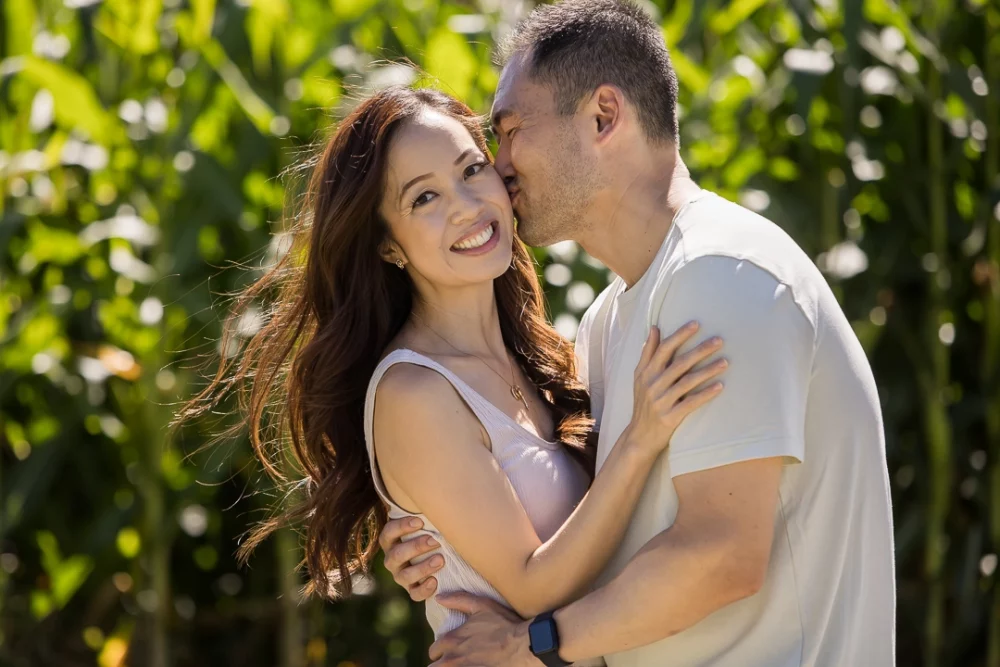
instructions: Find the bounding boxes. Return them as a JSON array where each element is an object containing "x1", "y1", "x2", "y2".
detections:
[{"x1": 528, "y1": 610, "x2": 571, "y2": 667}]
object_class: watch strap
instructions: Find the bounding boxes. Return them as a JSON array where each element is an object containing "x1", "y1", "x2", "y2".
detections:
[{"x1": 529, "y1": 611, "x2": 572, "y2": 667}]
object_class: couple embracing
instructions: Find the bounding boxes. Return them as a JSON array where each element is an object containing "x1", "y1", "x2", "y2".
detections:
[{"x1": 199, "y1": 1, "x2": 896, "y2": 665}]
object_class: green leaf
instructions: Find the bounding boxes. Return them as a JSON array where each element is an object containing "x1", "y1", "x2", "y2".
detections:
[
  {"x1": 670, "y1": 50, "x2": 711, "y2": 95},
  {"x1": 191, "y1": 0, "x2": 216, "y2": 44},
  {"x1": 4, "y1": 0, "x2": 36, "y2": 57},
  {"x1": 723, "y1": 146, "x2": 767, "y2": 188},
  {"x1": 132, "y1": 0, "x2": 163, "y2": 54},
  {"x1": 26, "y1": 221, "x2": 85, "y2": 265},
  {"x1": 93, "y1": 0, "x2": 162, "y2": 55},
  {"x1": 769, "y1": 156, "x2": 800, "y2": 181},
  {"x1": 11, "y1": 56, "x2": 117, "y2": 145},
  {"x1": 246, "y1": 0, "x2": 289, "y2": 75},
  {"x1": 424, "y1": 28, "x2": 477, "y2": 101},
  {"x1": 954, "y1": 181, "x2": 975, "y2": 220},
  {"x1": 283, "y1": 24, "x2": 318, "y2": 71},
  {"x1": 301, "y1": 69, "x2": 341, "y2": 107},
  {"x1": 199, "y1": 40, "x2": 275, "y2": 133},
  {"x1": 35, "y1": 531, "x2": 93, "y2": 613},
  {"x1": 708, "y1": 0, "x2": 769, "y2": 35},
  {"x1": 116, "y1": 527, "x2": 141, "y2": 558},
  {"x1": 332, "y1": 0, "x2": 376, "y2": 22},
  {"x1": 662, "y1": 0, "x2": 694, "y2": 47}
]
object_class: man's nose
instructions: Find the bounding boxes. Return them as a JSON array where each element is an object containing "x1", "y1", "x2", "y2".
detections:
[{"x1": 494, "y1": 140, "x2": 515, "y2": 184}]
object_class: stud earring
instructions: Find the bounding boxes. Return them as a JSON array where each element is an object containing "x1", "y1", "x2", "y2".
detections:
[{"x1": 396, "y1": 259, "x2": 405, "y2": 269}]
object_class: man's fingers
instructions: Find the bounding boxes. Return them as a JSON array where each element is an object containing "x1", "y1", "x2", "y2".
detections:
[
  {"x1": 409, "y1": 576, "x2": 438, "y2": 602},
  {"x1": 428, "y1": 636, "x2": 452, "y2": 661},
  {"x1": 435, "y1": 592, "x2": 503, "y2": 615},
  {"x1": 383, "y1": 534, "x2": 440, "y2": 574},
  {"x1": 397, "y1": 554, "x2": 445, "y2": 587},
  {"x1": 378, "y1": 516, "x2": 424, "y2": 551}
]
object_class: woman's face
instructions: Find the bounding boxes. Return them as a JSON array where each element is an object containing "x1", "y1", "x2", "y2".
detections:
[{"x1": 379, "y1": 109, "x2": 515, "y2": 289}]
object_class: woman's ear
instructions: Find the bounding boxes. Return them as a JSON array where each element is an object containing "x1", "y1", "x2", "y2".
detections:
[{"x1": 378, "y1": 238, "x2": 406, "y2": 267}]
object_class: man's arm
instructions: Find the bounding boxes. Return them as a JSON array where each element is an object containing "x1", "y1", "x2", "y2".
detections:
[
  {"x1": 556, "y1": 257, "x2": 812, "y2": 658},
  {"x1": 552, "y1": 457, "x2": 783, "y2": 660},
  {"x1": 429, "y1": 458, "x2": 783, "y2": 665}
]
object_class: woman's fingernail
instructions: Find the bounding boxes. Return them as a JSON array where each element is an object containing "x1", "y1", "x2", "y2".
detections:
[
  {"x1": 431, "y1": 556, "x2": 444, "y2": 567},
  {"x1": 409, "y1": 518, "x2": 421, "y2": 529},
  {"x1": 427, "y1": 537, "x2": 440, "y2": 547}
]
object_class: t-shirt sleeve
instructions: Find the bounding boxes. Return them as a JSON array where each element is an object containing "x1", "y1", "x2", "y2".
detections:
[{"x1": 654, "y1": 256, "x2": 815, "y2": 478}]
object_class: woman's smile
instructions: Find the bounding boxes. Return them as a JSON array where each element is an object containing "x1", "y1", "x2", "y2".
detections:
[{"x1": 451, "y1": 220, "x2": 500, "y2": 255}]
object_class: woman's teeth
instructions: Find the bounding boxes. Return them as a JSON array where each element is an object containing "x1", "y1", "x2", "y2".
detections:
[{"x1": 453, "y1": 223, "x2": 495, "y2": 250}]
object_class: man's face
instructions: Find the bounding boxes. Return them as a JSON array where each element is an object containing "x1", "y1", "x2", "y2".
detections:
[{"x1": 491, "y1": 52, "x2": 599, "y2": 247}]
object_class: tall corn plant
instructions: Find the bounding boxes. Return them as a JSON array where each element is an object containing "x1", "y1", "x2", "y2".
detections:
[{"x1": 985, "y1": 5, "x2": 1000, "y2": 665}]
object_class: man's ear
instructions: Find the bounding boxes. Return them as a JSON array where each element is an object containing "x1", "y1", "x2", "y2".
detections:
[{"x1": 589, "y1": 84, "x2": 625, "y2": 142}]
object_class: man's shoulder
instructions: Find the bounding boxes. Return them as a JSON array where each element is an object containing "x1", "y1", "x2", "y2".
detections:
[
  {"x1": 675, "y1": 192, "x2": 808, "y2": 270},
  {"x1": 667, "y1": 193, "x2": 823, "y2": 303}
]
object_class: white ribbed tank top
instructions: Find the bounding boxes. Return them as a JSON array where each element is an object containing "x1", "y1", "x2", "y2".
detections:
[{"x1": 364, "y1": 348, "x2": 591, "y2": 640}]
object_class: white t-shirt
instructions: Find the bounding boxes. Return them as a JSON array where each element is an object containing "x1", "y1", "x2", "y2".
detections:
[{"x1": 575, "y1": 191, "x2": 895, "y2": 667}]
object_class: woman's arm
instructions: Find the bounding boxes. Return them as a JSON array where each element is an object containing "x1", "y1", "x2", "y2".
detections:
[{"x1": 373, "y1": 325, "x2": 725, "y2": 618}]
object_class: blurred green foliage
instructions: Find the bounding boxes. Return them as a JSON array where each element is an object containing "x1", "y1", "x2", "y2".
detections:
[{"x1": 1, "y1": 0, "x2": 999, "y2": 666}]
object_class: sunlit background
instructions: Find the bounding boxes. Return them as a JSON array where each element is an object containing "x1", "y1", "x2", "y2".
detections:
[{"x1": 1, "y1": 0, "x2": 998, "y2": 665}]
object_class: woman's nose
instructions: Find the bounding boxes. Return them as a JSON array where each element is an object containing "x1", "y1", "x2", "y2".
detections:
[{"x1": 448, "y1": 187, "x2": 486, "y2": 225}]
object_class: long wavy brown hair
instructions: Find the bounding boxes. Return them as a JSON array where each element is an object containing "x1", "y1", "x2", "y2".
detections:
[{"x1": 180, "y1": 86, "x2": 594, "y2": 599}]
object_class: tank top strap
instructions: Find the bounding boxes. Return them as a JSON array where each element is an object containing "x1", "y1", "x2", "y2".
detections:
[{"x1": 363, "y1": 349, "x2": 503, "y2": 513}]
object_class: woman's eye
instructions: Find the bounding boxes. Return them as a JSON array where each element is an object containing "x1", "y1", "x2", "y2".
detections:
[
  {"x1": 412, "y1": 191, "x2": 436, "y2": 208},
  {"x1": 464, "y1": 162, "x2": 487, "y2": 179}
]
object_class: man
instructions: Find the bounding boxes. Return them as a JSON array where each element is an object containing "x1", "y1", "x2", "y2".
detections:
[{"x1": 379, "y1": 1, "x2": 896, "y2": 665}]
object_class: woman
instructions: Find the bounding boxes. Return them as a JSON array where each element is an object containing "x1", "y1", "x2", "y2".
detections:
[{"x1": 184, "y1": 86, "x2": 725, "y2": 645}]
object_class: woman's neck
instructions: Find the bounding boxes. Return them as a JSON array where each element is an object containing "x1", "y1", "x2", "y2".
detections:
[{"x1": 407, "y1": 283, "x2": 506, "y2": 360}]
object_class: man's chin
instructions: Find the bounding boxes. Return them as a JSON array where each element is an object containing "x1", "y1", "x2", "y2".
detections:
[
  {"x1": 513, "y1": 215, "x2": 545, "y2": 247},
  {"x1": 516, "y1": 223, "x2": 565, "y2": 249}
]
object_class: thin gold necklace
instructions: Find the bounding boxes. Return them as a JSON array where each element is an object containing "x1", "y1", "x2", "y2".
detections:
[{"x1": 413, "y1": 314, "x2": 529, "y2": 409}]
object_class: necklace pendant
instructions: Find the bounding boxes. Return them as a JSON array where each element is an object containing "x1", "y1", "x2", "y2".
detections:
[{"x1": 511, "y1": 385, "x2": 526, "y2": 405}]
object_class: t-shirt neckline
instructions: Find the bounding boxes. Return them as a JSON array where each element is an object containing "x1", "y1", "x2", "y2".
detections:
[{"x1": 615, "y1": 189, "x2": 711, "y2": 307}]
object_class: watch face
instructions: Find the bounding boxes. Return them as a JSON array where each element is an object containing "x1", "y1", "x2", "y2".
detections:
[{"x1": 529, "y1": 621, "x2": 557, "y2": 654}]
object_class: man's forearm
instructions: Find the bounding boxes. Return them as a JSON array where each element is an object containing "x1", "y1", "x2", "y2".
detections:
[{"x1": 551, "y1": 527, "x2": 760, "y2": 662}]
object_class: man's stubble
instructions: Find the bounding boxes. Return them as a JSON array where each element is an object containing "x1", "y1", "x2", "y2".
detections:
[{"x1": 515, "y1": 122, "x2": 601, "y2": 249}]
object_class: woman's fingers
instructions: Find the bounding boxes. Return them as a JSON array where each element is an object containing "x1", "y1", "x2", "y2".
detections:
[
  {"x1": 661, "y1": 357, "x2": 729, "y2": 404},
  {"x1": 670, "y1": 382, "x2": 725, "y2": 417},
  {"x1": 649, "y1": 336, "x2": 724, "y2": 394},
  {"x1": 635, "y1": 327, "x2": 659, "y2": 376},
  {"x1": 647, "y1": 321, "x2": 700, "y2": 374}
]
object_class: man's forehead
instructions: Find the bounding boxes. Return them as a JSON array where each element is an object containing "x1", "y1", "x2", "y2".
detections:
[{"x1": 492, "y1": 52, "x2": 543, "y2": 125}]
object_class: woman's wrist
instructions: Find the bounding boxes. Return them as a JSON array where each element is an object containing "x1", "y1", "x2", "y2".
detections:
[{"x1": 618, "y1": 425, "x2": 661, "y2": 464}]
